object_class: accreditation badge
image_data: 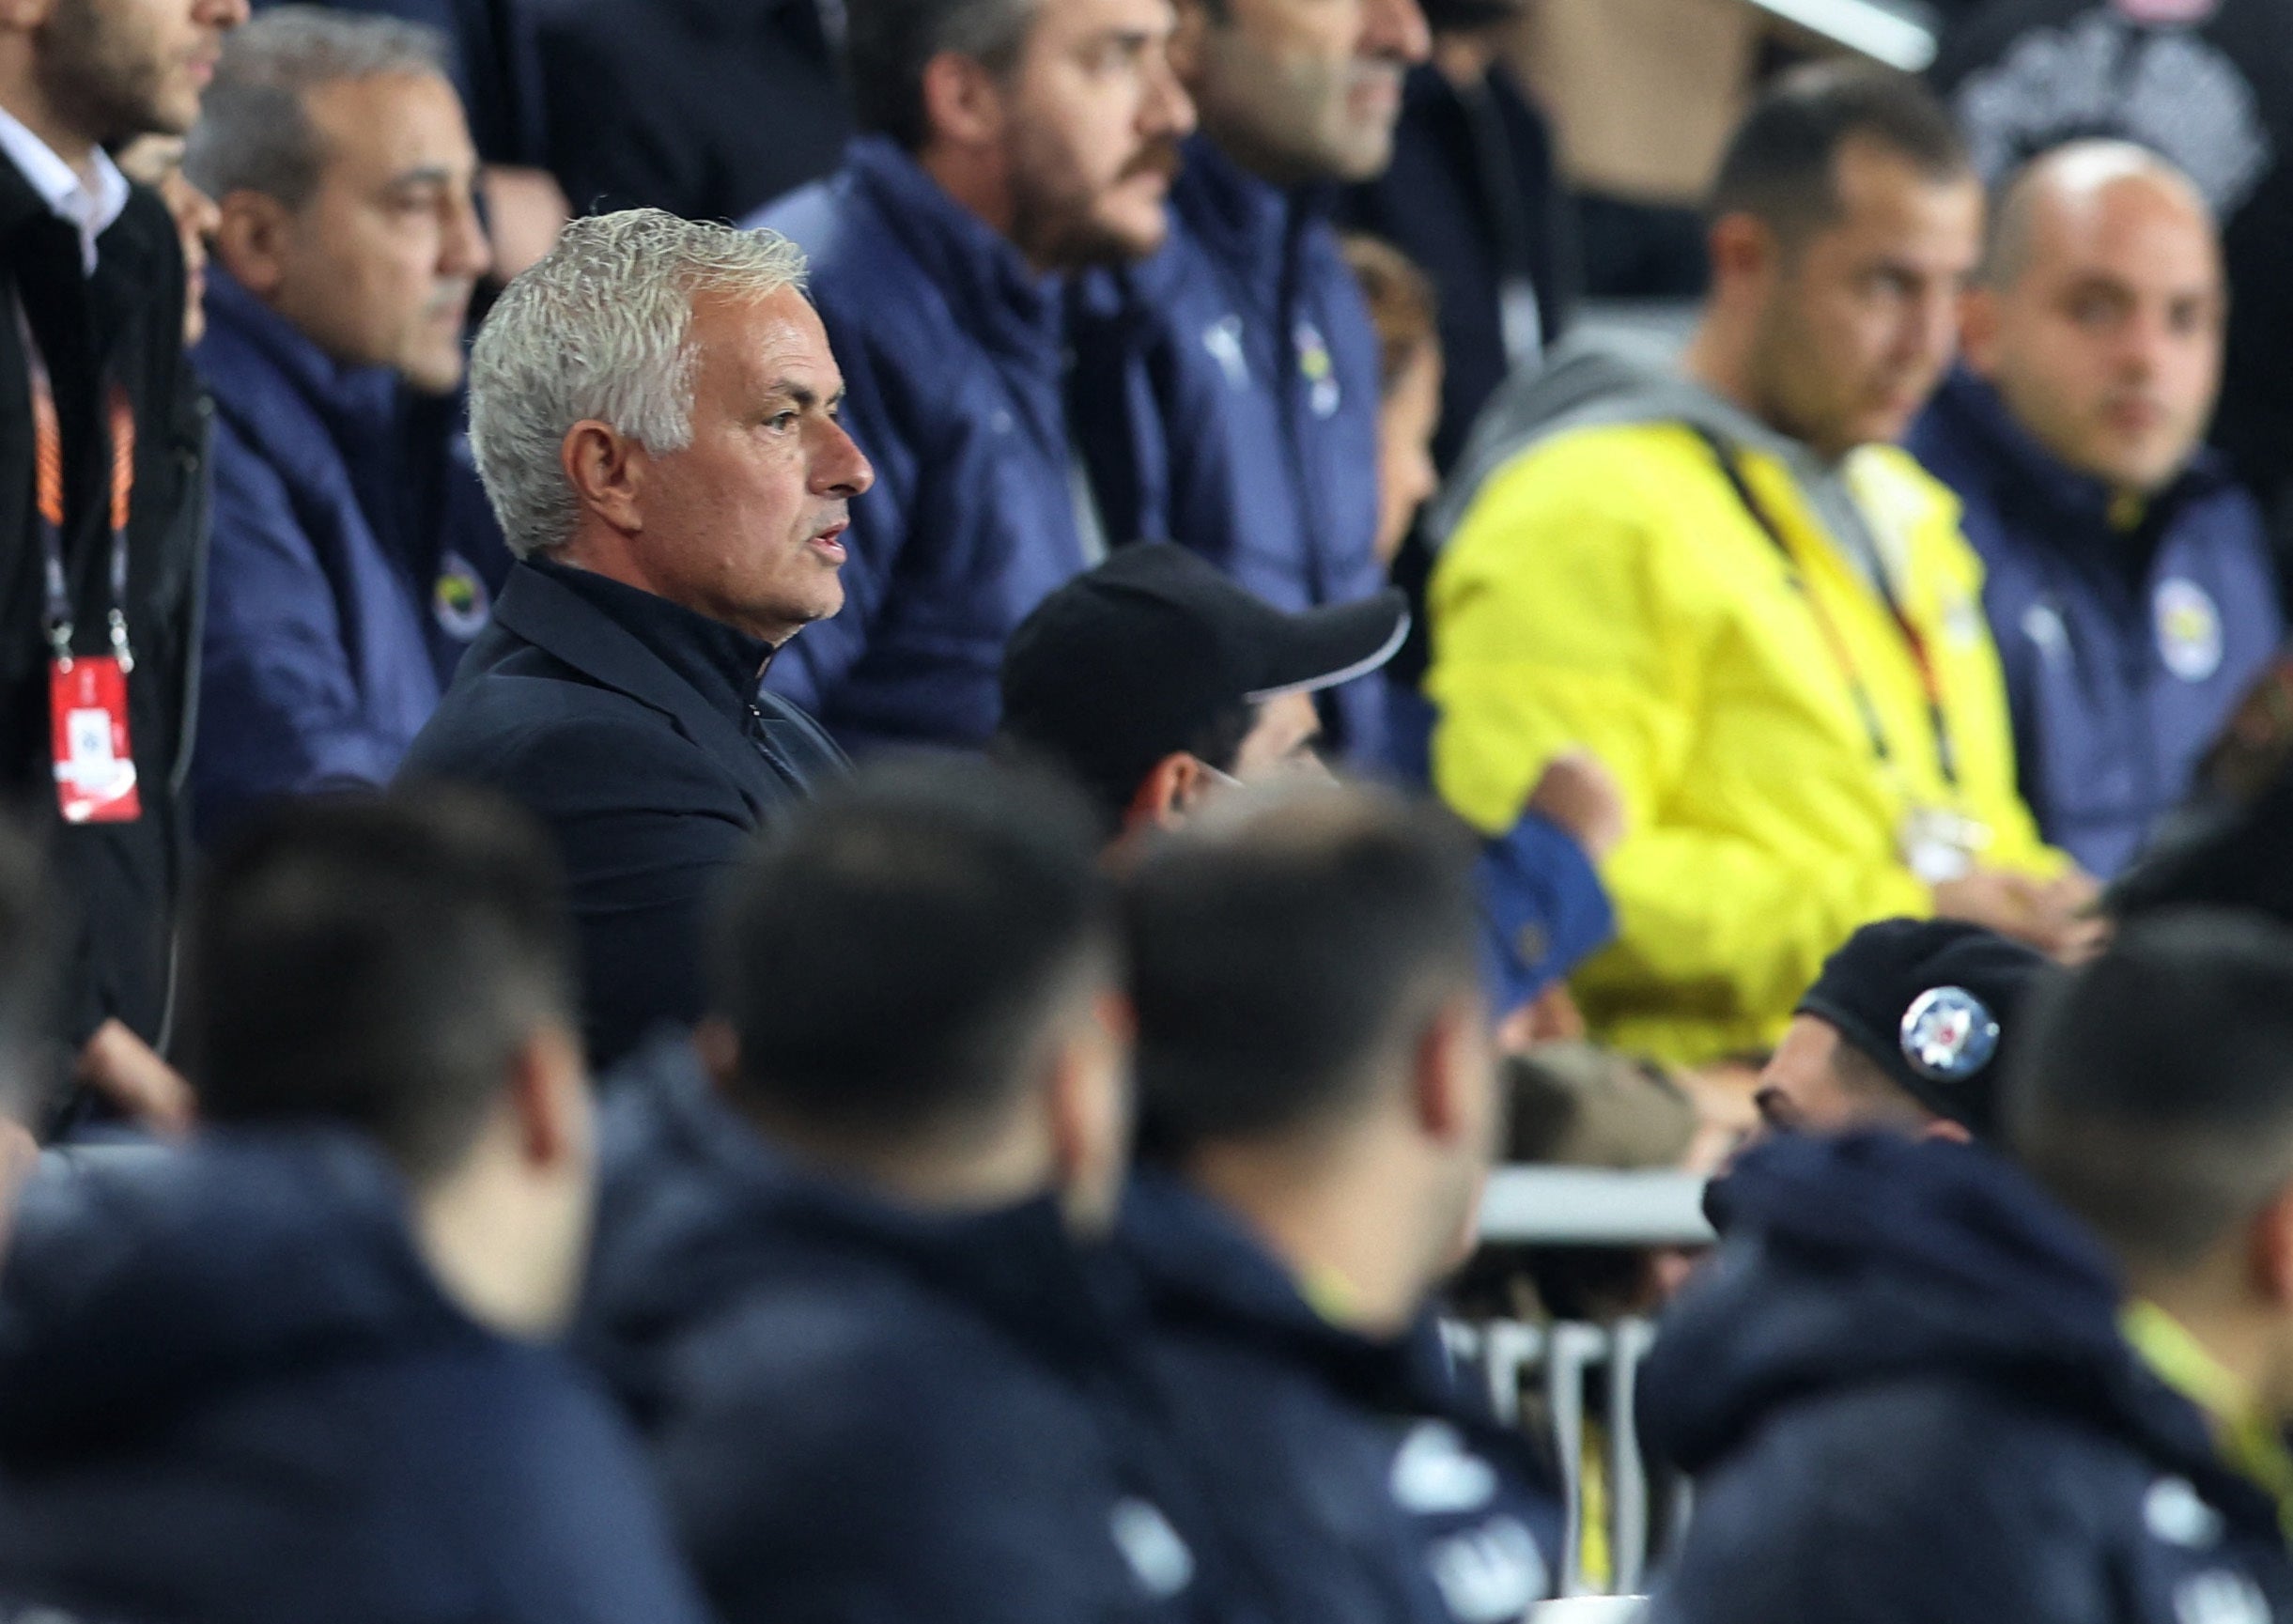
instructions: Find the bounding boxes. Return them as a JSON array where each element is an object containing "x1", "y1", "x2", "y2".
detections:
[
  {"x1": 1899, "y1": 807, "x2": 1991, "y2": 886},
  {"x1": 51, "y1": 655, "x2": 140, "y2": 824}
]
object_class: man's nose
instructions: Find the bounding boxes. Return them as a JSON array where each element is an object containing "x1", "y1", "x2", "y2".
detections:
[
  {"x1": 813, "y1": 415, "x2": 875, "y2": 499},
  {"x1": 1360, "y1": 0, "x2": 1430, "y2": 66}
]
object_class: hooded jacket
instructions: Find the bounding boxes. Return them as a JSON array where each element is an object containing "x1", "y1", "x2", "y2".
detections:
[
  {"x1": 1427, "y1": 336, "x2": 2063, "y2": 1063},
  {"x1": 1119, "y1": 1171, "x2": 1561, "y2": 1624},
  {"x1": 0, "y1": 1128, "x2": 710, "y2": 1624},
  {"x1": 752, "y1": 137, "x2": 1101, "y2": 753},
  {"x1": 1072, "y1": 138, "x2": 1390, "y2": 762},
  {"x1": 1908, "y1": 368, "x2": 2283, "y2": 880},
  {"x1": 578, "y1": 1044, "x2": 1246, "y2": 1624},
  {"x1": 1642, "y1": 1133, "x2": 2293, "y2": 1624},
  {"x1": 194, "y1": 265, "x2": 508, "y2": 838}
]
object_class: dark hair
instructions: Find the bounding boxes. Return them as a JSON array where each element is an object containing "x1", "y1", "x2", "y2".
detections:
[
  {"x1": 998, "y1": 698, "x2": 1259, "y2": 841},
  {"x1": 1126, "y1": 784, "x2": 1483, "y2": 1159},
  {"x1": 1340, "y1": 233, "x2": 1439, "y2": 395},
  {"x1": 2006, "y1": 911, "x2": 2293, "y2": 1269},
  {"x1": 844, "y1": 0, "x2": 1038, "y2": 150},
  {"x1": 1708, "y1": 61, "x2": 1970, "y2": 241},
  {"x1": 184, "y1": 789, "x2": 575, "y2": 1183},
  {"x1": 712, "y1": 757, "x2": 1115, "y2": 1141}
]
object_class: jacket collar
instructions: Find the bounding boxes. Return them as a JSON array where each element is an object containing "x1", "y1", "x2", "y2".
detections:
[
  {"x1": 197, "y1": 263, "x2": 400, "y2": 441},
  {"x1": 629, "y1": 1045, "x2": 1134, "y2": 1379},
  {"x1": 1929, "y1": 366, "x2": 2232, "y2": 543},
  {"x1": 489, "y1": 560, "x2": 797, "y2": 812},
  {"x1": 1167, "y1": 135, "x2": 1334, "y2": 299},
  {"x1": 1119, "y1": 1168, "x2": 1451, "y2": 1411},
  {"x1": 845, "y1": 135, "x2": 1064, "y2": 363}
]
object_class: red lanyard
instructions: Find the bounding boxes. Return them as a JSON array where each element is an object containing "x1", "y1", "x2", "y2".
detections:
[
  {"x1": 1696, "y1": 429, "x2": 1960, "y2": 790},
  {"x1": 23, "y1": 313, "x2": 135, "y2": 673}
]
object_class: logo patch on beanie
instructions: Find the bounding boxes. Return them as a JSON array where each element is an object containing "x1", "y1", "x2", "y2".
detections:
[{"x1": 1899, "y1": 986, "x2": 2000, "y2": 1082}]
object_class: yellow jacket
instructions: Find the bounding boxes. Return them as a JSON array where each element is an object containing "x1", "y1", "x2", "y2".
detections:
[{"x1": 1429, "y1": 420, "x2": 2065, "y2": 1064}]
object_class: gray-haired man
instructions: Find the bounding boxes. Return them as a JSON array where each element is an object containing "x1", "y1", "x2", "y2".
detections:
[
  {"x1": 186, "y1": 7, "x2": 505, "y2": 839},
  {"x1": 402, "y1": 209, "x2": 875, "y2": 1068}
]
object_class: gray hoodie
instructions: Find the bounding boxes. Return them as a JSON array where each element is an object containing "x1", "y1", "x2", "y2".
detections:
[{"x1": 1428, "y1": 332, "x2": 1886, "y2": 587}]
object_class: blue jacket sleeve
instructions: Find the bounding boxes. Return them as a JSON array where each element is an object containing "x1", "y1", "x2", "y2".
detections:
[
  {"x1": 1474, "y1": 812, "x2": 1614, "y2": 1015},
  {"x1": 194, "y1": 418, "x2": 424, "y2": 827},
  {"x1": 762, "y1": 322, "x2": 915, "y2": 722}
]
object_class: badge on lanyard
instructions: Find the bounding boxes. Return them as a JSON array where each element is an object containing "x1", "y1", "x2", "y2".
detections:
[
  {"x1": 51, "y1": 653, "x2": 139, "y2": 824},
  {"x1": 27, "y1": 324, "x2": 139, "y2": 825}
]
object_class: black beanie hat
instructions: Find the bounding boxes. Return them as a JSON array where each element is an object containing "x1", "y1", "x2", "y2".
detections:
[{"x1": 1795, "y1": 918, "x2": 2058, "y2": 1138}]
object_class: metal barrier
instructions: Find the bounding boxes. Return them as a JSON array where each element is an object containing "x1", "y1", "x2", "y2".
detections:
[
  {"x1": 1459, "y1": 1166, "x2": 1722, "y2": 1598},
  {"x1": 1478, "y1": 1168, "x2": 1712, "y2": 1247}
]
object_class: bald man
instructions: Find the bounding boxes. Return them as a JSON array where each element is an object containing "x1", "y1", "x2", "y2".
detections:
[{"x1": 1910, "y1": 141, "x2": 2284, "y2": 879}]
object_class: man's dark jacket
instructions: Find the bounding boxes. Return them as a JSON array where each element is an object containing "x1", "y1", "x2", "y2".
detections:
[
  {"x1": 1074, "y1": 138, "x2": 1389, "y2": 761},
  {"x1": 537, "y1": 0, "x2": 848, "y2": 224},
  {"x1": 0, "y1": 159, "x2": 206, "y2": 1059},
  {"x1": 578, "y1": 1044, "x2": 1246, "y2": 1624},
  {"x1": 194, "y1": 265, "x2": 509, "y2": 838},
  {"x1": 1642, "y1": 1132, "x2": 2293, "y2": 1624},
  {"x1": 1340, "y1": 61, "x2": 1576, "y2": 475},
  {"x1": 1908, "y1": 369, "x2": 2283, "y2": 878},
  {"x1": 0, "y1": 1127, "x2": 713, "y2": 1624},
  {"x1": 753, "y1": 137, "x2": 1098, "y2": 753},
  {"x1": 399, "y1": 559, "x2": 844, "y2": 1066},
  {"x1": 1119, "y1": 1171, "x2": 1561, "y2": 1624}
]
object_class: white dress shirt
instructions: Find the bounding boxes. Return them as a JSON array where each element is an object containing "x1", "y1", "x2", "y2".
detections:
[{"x1": 0, "y1": 103, "x2": 131, "y2": 275}]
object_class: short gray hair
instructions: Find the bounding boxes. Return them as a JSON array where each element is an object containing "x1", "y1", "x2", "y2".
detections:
[
  {"x1": 468, "y1": 210, "x2": 811, "y2": 557},
  {"x1": 182, "y1": 7, "x2": 450, "y2": 208}
]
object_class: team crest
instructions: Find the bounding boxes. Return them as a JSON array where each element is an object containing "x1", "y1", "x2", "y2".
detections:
[
  {"x1": 1899, "y1": 986, "x2": 2000, "y2": 1082},
  {"x1": 2155, "y1": 578, "x2": 2224, "y2": 682}
]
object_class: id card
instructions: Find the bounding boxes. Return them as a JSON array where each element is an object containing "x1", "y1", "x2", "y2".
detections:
[
  {"x1": 1900, "y1": 806, "x2": 1989, "y2": 885},
  {"x1": 51, "y1": 656, "x2": 140, "y2": 824}
]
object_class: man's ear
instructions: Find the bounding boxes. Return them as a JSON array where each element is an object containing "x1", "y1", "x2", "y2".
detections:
[
  {"x1": 1046, "y1": 989, "x2": 1137, "y2": 1233},
  {"x1": 918, "y1": 51, "x2": 1009, "y2": 153},
  {"x1": 211, "y1": 190, "x2": 297, "y2": 301},
  {"x1": 561, "y1": 420, "x2": 649, "y2": 536},
  {"x1": 1706, "y1": 211, "x2": 1778, "y2": 302},
  {"x1": 694, "y1": 1017, "x2": 742, "y2": 1097},
  {"x1": 1124, "y1": 751, "x2": 1213, "y2": 835},
  {"x1": 1410, "y1": 995, "x2": 1486, "y2": 1150},
  {"x1": 505, "y1": 1020, "x2": 591, "y2": 1174},
  {"x1": 1960, "y1": 285, "x2": 2005, "y2": 379},
  {"x1": 2250, "y1": 1184, "x2": 2293, "y2": 1309}
]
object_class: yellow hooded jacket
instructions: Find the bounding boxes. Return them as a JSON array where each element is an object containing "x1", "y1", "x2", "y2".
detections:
[{"x1": 1430, "y1": 412, "x2": 2065, "y2": 1064}]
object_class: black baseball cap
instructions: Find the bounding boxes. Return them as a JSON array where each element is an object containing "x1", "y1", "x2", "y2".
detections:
[
  {"x1": 999, "y1": 544, "x2": 1409, "y2": 804},
  {"x1": 1795, "y1": 918, "x2": 2059, "y2": 1139}
]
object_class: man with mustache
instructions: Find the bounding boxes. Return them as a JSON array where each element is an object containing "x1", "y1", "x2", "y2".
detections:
[
  {"x1": 402, "y1": 210, "x2": 872, "y2": 1068},
  {"x1": 746, "y1": 0, "x2": 1194, "y2": 752},
  {"x1": 185, "y1": 7, "x2": 507, "y2": 838},
  {"x1": 1908, "y1": 142, "x2": 2282, "y2": 881},
  {"x1": 1428, "y1": 65, "x2": 2089, "y2": 1069},
  {"x1": 1068, "y1": 0, "x2": 1431, "y2": 763}
]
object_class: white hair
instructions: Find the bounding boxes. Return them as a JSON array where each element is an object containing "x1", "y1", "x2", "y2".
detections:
[{"x1": 468, "y1": 209, "x2": 811, "y2": 557}]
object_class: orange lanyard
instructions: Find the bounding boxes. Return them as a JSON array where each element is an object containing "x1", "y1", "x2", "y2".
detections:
[
  {"x1": 1696, "y1": 428, "x2": 1959, "y2": 789},
  {"x1": 23, "y1": 313, "x2": 135, "y2": 673}
]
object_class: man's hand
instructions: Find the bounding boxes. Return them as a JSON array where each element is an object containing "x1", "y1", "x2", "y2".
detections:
[
  {"x1": 74, "y1": 1020, "x2": 194, "y2": 1137},
  {"x1": 1526, "y1": 750, "x2": 1626, "y2": 861},
  {"x1": 1932, "y1": 866, "x2": 2108, "y2": 963}
]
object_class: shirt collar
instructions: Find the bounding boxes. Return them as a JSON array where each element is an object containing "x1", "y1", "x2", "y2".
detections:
[{"x1": 0, "y1": 103, "x2": 129, "y2": 275}]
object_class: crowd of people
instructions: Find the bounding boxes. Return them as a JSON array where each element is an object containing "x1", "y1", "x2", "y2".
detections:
[{"x1": 3, "y1": 0, "x2": 2293, "y2": 1617}]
